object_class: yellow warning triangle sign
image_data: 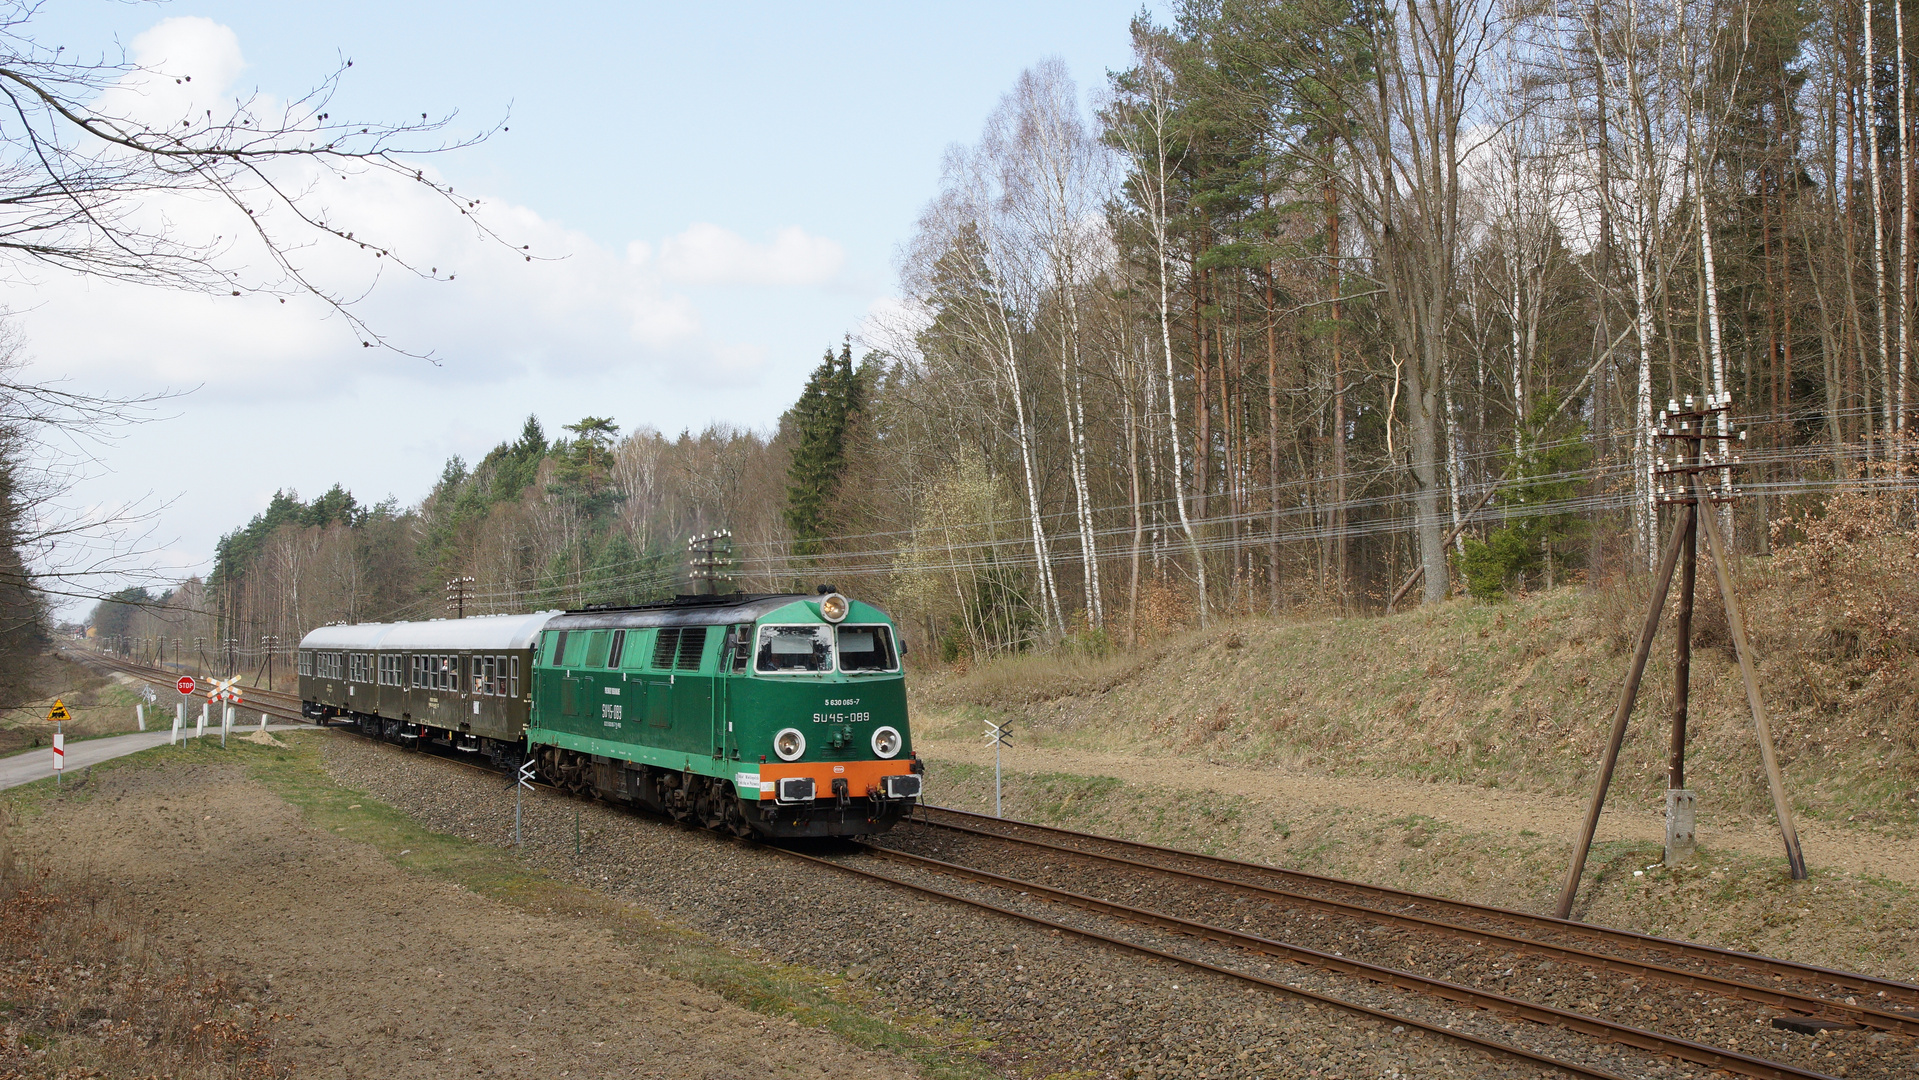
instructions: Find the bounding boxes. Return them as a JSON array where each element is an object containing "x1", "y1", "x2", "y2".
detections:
[{"x1": 46, "y1": 699, "x2": 71, "y2": 723}]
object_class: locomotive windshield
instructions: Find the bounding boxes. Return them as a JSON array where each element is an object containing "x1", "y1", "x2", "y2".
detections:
[
  {"x1": 756, "y1": 625, "x2": 833, "y2": 672},
  {"x1": 836, "y1": 625, "x2": 899, "y2": 672}
]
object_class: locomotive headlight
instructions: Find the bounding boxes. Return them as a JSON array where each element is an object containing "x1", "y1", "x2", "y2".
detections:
[
  {"x1": 774, "y1": 727, "x2": 806, "y2": 761},
  {"x1": 871, "y1": 725, "x2": 902, "y2": 759},
  {"x1": 819, "y1": 593, "x2": 849, "y2": 623}
]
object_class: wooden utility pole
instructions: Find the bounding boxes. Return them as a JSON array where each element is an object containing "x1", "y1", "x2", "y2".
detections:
[
  {"x1": 445, "y1": 576, "x2": 474, "y2": 619},
  {"x1": 1665, "y1": 427, "x2": 1700, "y2": 866},
  {"x1": 1556, "y1": 395, "x2": 1804, "y2": 921}
]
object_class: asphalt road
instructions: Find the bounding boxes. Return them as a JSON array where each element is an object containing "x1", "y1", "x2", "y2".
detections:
[{"x1": 0, "y1": 724, "x2": 307, "y2": 791}]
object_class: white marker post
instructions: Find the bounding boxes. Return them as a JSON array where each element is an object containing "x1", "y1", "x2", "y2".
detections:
[
  {"x1": 197, "y1": 703, "x2": 206, "y2": 738},
  {"x1": 136, "y1": 703, "x2": 145, "y2": 731},
  {"x1": 516, "y1": 759, "x2": 536, "y2": 847},
  {"x1": 983, "y1": 719, "x2": 1013, "y2": 818},
  {"x1": 259, "y1": 711, "x2": 268, "y2": 732},
  {"x1": 46, "y1": 700, "x2": 72, "y2": 788}
]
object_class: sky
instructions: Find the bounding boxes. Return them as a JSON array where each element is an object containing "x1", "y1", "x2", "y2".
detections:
[{"x1": 19, "y1": 0, "x2": 1164, "y2": 614}]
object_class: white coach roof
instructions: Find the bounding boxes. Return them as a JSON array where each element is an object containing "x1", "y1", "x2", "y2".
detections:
[{"x1": 299, "y1": 611, "x2": 561, "y2": 653}]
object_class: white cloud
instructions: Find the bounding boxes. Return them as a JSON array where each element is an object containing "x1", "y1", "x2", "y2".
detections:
[
  {"x1": 857, "y1": 294, "x2": 930, "y2": 361},
  {"x1": 92, "y1": 17, "x2": 249, "y2": 129},
  {"x1": 657, "y1": 222, "x2": 845, "y2": 286}
]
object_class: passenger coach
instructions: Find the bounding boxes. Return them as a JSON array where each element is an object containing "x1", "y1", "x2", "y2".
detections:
[{"x1": 297, "y1": 611, "x2": 559, "y2": 768}]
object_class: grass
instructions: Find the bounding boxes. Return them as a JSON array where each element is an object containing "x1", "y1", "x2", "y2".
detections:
[{"x1": 3, "y1": 733, "x2": 1001, "y2": 1080}]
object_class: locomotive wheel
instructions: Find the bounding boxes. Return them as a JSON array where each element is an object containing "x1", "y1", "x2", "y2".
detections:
[
  {"x1": 722, "y1": 795, "x2": 752, "y2": 838},
  {"x1": 698, "y1": 778, "x2": 726, "y2": 830}
]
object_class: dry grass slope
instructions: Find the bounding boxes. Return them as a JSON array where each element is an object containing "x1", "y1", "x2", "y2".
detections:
[{"x1": 915, "y1": 524, "x2": 1919, "y2": 834}]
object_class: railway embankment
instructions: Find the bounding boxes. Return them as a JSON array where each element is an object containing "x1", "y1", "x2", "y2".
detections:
[{"x1": 907, "y1": 579, "x2": 1919, "y2": 983}]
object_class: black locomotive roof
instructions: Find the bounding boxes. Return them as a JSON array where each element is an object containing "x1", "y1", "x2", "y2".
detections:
[{"x1": 546, "y1": 593, "x2": 810, "y2": 631}]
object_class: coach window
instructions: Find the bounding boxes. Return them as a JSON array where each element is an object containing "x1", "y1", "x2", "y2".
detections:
[
  {"x1": 755, "y1": 625, "x2": 833, "y2": 673},
  {"x1": 299, "y1": 651, "x2": 312, "y2": 677},
  {"x1": 510, "y1": 655, "x2": 521, "y2": 698},
  {"x1": 837, "y1": 625, "x2": 899, "y2": 673}
]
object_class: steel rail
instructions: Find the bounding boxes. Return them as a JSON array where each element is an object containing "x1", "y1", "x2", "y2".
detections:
[
  {"x1": 847, "y1": 843, "x2": 1841, "y2": 1080},
  {"x1": 768, "y1": 845, "x2": 1644, "y2": 1080},
  {"x1": 897, "y1": 813, "x2": 1919, "y2": 1035},
  {"x1": 916, "y1": 804, "x2": 1919, "y2": 1007}
]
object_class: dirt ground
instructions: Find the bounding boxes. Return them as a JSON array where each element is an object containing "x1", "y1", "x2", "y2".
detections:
[{"x1": 6, "y1": 756, "x2": 918, "y2": 1080}]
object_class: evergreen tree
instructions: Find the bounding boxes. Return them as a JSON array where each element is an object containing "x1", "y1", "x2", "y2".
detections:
[
  {"x1": 784, "y1": 340, "x2": 862, "y2": 557},
  {"x1": 552, "y1": 417, "x2": 622, "y2": 521}
]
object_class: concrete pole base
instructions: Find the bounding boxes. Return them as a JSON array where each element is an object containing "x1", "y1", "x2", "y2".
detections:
[{"x1": 1665, "y1": 788, "x2": 1697, "y2": 866}]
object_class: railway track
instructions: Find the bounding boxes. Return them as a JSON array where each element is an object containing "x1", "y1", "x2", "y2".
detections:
[
  {"x1": 66, "y1": 647, "x2": 1911, "y2": 1077},
  {"x1": 845, "y1": 806, "x2": 1914, "y2": 1079},
  {"x1": 68, "y1": 647, "x2": 310, "y2": 722},
  {"x1": 901, "y1": 805, "x2": 1919, "y2": 1012}
]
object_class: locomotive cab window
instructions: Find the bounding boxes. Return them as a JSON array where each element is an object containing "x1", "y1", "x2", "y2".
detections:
[
  {"x1": 836, "y1": 625, "x2": 899, "y2": 673},
  {"x1": 755, "y1": 625, "x2": 834, "y2": 673}
]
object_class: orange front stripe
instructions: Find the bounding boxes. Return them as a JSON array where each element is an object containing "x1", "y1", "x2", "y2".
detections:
[{"x1": 757, "y1": 759, "x2": 914, "y2": 799}]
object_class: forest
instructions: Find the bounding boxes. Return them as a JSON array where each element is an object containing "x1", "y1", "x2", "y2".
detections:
[{"x1": 93, "y1": 0, "x2": 1919, "y2": 672}]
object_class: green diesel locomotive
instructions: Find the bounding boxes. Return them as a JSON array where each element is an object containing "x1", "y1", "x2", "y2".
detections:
[{"x1": 298, "y1": 590, "x2": 923, "y2": 838}]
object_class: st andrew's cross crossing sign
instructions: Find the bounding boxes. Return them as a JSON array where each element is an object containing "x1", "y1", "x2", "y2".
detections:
[{"x1": 207, "y1": 676, "x2": 243, "y2": 706}]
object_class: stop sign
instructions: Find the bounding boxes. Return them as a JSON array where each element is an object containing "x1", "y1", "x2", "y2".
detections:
[{"x1": 176, "y1": 676, "x2": 196, "y2": 696}]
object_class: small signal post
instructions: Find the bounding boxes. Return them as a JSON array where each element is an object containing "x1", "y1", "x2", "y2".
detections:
[{"x1": 47, "y1": 698, "x2": 69, "y2": 787}]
